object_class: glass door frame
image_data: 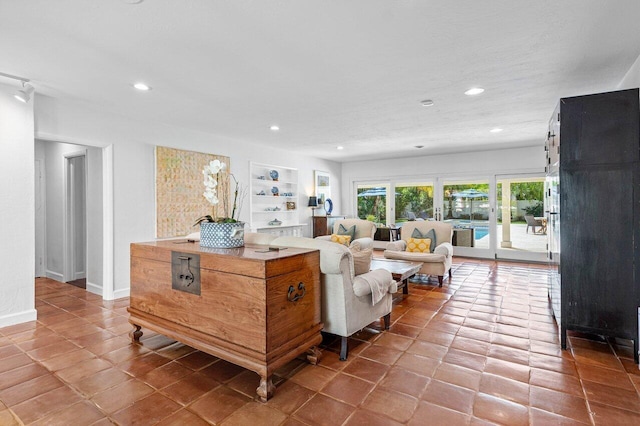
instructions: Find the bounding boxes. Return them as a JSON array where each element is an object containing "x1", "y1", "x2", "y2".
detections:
[
  {"x1": 436, "y1": 176, "x2": 496, "y2": 259},
  {"x1": 495, "y1": 173, "x2": 548, "y2": 262}
]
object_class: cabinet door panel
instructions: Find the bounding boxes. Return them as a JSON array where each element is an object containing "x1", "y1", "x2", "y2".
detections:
[
  {"x1": 561, "y1": 89, "x2": 640, "y2": 166},
  {"x1": 560, "y1": 167, "x2": 635, "y2": 336}
]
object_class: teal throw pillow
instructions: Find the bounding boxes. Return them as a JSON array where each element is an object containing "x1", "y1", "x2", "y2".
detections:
[
  {"x1": 338, "y1": 224, "x2": 356, "y2": 242},
  {"x1": 411, "y1": 228, "x2": 437, "y2": 253}
]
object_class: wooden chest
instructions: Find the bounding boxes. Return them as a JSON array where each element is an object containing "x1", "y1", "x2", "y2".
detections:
[{"x1": 128, "y1": 240, "x2": 322, "y2": 401}]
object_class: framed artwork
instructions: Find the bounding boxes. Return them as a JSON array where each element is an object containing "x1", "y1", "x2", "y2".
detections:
[
  {"x1": 314, "y1": 170, "x2": 331, "y2": 203},
  {"x1": 155, "y1": 146, "x2": 230, "y2": 238}
]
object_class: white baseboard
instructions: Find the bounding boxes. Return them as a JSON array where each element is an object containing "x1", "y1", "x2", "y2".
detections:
[
  {"x1": 0, "y1": 309, "x2": 38, "y2": 328},
  {"x1": 46, "y1": 270, "x2": 64, "y2": 282},
  {"x1": 113, "y1": 288, "x2": 130, "y2": 300},
  {"x1": 86, "y1": 281, "x2": 102, "y2": 296}
]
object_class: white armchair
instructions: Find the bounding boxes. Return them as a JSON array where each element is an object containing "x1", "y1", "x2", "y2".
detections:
[
  {"x1": 383, "y1": 221, "x2": 454, "y2": 287},
  {"x1": 245, "y1": 233, "x2": 396, "y2": 360},
  {"x1": 315, "y1": 218, "x2": 376, "y2": 250}
]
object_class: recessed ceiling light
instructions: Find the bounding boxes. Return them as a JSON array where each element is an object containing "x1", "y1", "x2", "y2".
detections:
[
  {"x1": 420, "y1": 99, "x2": 434, "y2": 107},
  {"x1": 123, "y1": 0, "x2": 144, "y2": 4},
  {"x1": 337, "y1": 146, "x2": 344, "y2": 150},
  {"x1": 270, "y1": 125, "x2": 280, "y2": 131},
  {"x1": 490, "y1": 128, "x2": 503, "y2": 133},
  {"x1": 133, "y1": 82, "x2": 151, "y2": 91},
  {"x1": 415, "y1": 145, "x2": 424, "y2": 149},
  {"x1": 464, "y1": 87, "x2": 484, "y2": 96}
]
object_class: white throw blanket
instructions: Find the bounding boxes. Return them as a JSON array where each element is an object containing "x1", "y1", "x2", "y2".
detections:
[{"x1": 353, "y1": 269, "x2": 395, "y2": 305}]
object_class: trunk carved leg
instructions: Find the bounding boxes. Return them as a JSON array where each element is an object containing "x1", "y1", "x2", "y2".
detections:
[
  {"x1": 129, "y1": 324, "x2": 143, "y2": 342},
  {"x1": 257, "y1": 375, "x2": 275, "y2": 402},
  {"x1": 306, "y1": 346, "x2": 321, "y2": 365}
]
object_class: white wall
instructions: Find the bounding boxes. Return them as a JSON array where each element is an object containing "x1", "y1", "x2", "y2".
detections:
[
  {"x1": 341, "y1": 145, "x2": 546, "y2": 217},
  {"x1": 34, "y1": 96, "x2": 340, "y2": 298},
  {"x1": 618, "y1": 53, "x2": 640, "y2": 89},
  {"x1": 0, "y1": 83, "x2": 36, "y2": 327},
  {"x1": 86, "y1": 146, "x2": 103, "y2": 293}
]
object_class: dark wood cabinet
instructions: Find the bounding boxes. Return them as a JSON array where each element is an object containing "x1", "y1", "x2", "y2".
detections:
[
  {"x1": 555, "y1": 88, "x2": 640, "y2": 362},
  {"x1": 312, "y1": 215, "x2": 346, "y2": 237},
  {"x1": 312, "y1": 216, "x2": 327, "y2": 237}
]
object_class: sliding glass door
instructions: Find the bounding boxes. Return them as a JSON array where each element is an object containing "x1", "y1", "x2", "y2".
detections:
[
  {"x1": 354, "y1": 174, "x2": 546, "y2": 262},
  {"x1": 496, "y1": 176, "x2": 547, "y2": 261},
  {"x1": 356, "y1": 183, "x2": 390, "y2": 224},
  {"x1": 442, "y1": 180, "x2": 493, "y2": 257}
]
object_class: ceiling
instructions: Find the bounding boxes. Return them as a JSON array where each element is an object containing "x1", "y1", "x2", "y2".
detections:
[{"x1": 2, "y1": 1, "x2": 640, "y2": 162}]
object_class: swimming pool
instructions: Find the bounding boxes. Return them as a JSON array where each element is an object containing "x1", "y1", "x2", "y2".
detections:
[
  {"x1": 474, "y1": 227, "x2": 489, "y2": 239},
  {"x1": 449, "y1": 220, "x2": 489, "y2": 240}
]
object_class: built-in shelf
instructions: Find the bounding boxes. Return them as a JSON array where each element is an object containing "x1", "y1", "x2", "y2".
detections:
[{"x1": 249, "y1": 162, "x2": 304, "y2": 236}]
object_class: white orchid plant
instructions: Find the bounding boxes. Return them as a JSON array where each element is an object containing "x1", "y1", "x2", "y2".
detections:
[{"x1": 194, "y1": 159, "x2": 246, "y2": 225}]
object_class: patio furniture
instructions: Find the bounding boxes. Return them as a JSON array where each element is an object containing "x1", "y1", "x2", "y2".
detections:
[
  {"x1": 452, "y1": 228, "x2": 474, "y2": 247},
  {"x1": 525, "y1": 215, "x2": 545, "y2": 234},
  {"x1": 383, "y1": 221, "x2": 454, "y2": 287}
]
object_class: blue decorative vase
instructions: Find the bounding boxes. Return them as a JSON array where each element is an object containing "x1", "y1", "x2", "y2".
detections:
[
  {"x1": 200, "y1": 222, "x2": 245, "y2": 248},
  {"x1": 269, "y1": 170, "x2": 279, "y2": 181},
  {"x1": 324, "y1": 198, "x2": 333, "y2": 215}
]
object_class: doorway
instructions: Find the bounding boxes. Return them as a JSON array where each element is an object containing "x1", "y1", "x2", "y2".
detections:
[{"x1": 64, "y1": 151, "x2": 87, "y2": 287}]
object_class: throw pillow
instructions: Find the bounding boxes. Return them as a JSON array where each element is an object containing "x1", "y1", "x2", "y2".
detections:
[
  {"x1": 338, "y1": 223, "x2": 356, "y2": 242},
  {"x1": 406, "y1": 237, "x2": 431, "y2": 253},
  {"x1": 411, "y1": 228, "x2": 437, "y2": 253},
  {"x1": 330, "y1": 234, "x2": 351, "y2": 246},
  {"x1": 350, "y1": 246, "x2": 373, "y2": 275}
]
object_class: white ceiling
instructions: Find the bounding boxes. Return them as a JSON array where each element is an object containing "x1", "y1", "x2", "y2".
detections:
[{"x1": 2, "y1": 1, "x2": 640, "y2": 162}]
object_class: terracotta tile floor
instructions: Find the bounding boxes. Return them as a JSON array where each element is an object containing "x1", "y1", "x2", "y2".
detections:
[{"x1": 2, "y1": 258, "x2": 640, "y2": 425}]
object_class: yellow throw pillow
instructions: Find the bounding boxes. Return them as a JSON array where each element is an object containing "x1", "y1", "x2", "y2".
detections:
[
  {"x1": 331, "y1": 234, "x2": 352, "y2": 246},
  {"x1": 406, "y1": 237, "x2": 431, "y2": 253}
]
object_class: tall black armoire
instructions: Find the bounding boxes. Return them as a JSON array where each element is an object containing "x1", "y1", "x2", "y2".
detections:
[{"x1": 551, "y1": 88, "x2": 640, "y2": 362}]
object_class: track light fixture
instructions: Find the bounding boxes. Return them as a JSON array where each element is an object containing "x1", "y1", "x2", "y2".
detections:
[
  {"x1": 14, "y1": 82, "x2": 34, "y2": 103},
  {"x1": 0, "y1": 71, "x2": 34, "y2": 103}
]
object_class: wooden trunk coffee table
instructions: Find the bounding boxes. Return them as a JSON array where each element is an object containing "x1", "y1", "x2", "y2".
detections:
[
  {"x1": 370, "y1": 258, "x2": 422, "y2": 295},
  {"x1": 128, "y1": 240, "x2": 322, "y2": 402}
]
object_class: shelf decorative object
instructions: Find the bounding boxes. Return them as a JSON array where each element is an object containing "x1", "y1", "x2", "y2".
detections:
[
  {"x1": 324, "y1": 198, "x2": 333, "y2": 215},
  {"x1": 269, "y1": 169, "x2": 279, "y2": 181}
]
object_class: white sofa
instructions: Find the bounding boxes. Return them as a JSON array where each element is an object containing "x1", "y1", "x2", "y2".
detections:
[
  {"x1": 315, "y1": 218, "x2": 376, "y2": 250},
  {"x1": 245, "y1": 233, "x2": 396, "y2": 360},
  {"x1": 383, "y1": 221, "x2": 454, "y2": 287}
]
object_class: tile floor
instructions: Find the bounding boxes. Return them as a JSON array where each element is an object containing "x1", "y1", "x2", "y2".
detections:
[{"x1": 1, "y1": 259, "x2": 640, "y2": 425}]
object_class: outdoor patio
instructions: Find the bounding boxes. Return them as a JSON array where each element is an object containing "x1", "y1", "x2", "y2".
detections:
[{"x1": 473, "y1": 223, "x2": 547, "y2": 252}]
